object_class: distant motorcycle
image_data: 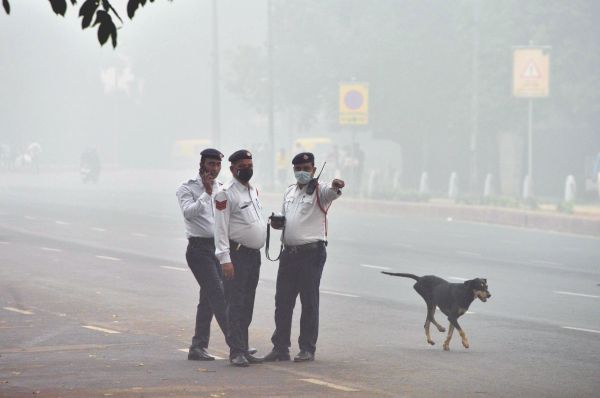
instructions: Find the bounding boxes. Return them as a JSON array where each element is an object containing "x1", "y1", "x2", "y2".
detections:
[
  {"x1": 80, "y1": 148, "x2": 101, "y2": 183},
  {"x1": 80, "y1": 166, "x2": 99, "y2": 183}
]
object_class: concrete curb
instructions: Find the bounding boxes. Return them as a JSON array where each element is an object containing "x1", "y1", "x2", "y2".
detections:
[{"x1": 335, "y1": 198, "x2": 600, "y2": 238}]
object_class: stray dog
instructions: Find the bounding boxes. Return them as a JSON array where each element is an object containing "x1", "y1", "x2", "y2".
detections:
[{"x1": 381, "y1": 272, "x2": 491, "y2": 350}]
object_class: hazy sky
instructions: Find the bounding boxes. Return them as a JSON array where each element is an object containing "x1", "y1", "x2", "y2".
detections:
[{"x1": 1, "y1": 0, "x2": 268, "y2": 162}]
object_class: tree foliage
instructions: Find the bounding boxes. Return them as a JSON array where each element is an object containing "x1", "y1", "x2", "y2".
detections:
[{"x1": 2, "y1": 0, "x2": 169, "y2": 48}]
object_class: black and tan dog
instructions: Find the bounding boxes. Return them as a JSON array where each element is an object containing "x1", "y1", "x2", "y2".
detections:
[{"x1": 381, "y1": 272, "x2": 491, "y2": 351}]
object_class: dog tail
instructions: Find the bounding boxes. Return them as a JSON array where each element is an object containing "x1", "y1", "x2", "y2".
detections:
[{"x1": 380, "y1": 272, "x2": 420, "y2": 281}]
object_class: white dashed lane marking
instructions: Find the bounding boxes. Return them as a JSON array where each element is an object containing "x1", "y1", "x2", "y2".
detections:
[
  {"x1": 131, "y1": 233, "x2": 148, "y2": 237},
  {"x1": 3, "y1": 307, "x2": 34, "y2": 315},
  {"x1": 24, "y1": 215, "x2": 37, "y2": 220},
  {"x1": 41, "y1": 247, "x2": 62, "y2": 252},
  {"x1": 82, "y1": 325, "x2": 121, "y2": 334},
  {"x1": 456, "y1": 251, "x2": 481, "y2": 257},
  {"x1": 95, "y1": 255, "x2": 121, "y2": 261},
  {"x1": 299, "y1": 378, "x2": 360, "y2": 392},
  {"x1": 160, "y1": 266, "x2": 187, "y2": 272},
  {"x1": 91, "y1": 227, "x2": 106, "y2": 232},
  {"x1": 530, "y1": 259, "x2": 562, "y2": 266},
  {"x1": 394, "y1": 243, "x2": 414, "y2": 249},
  {"x1": 0, "y1": 241, "x2": 9, "y2": 245},
  {"x1": 562, "y1": 326, "x2": 600, "y2": 334},
  {"x1": 360, "y1": 264, "x2": 390, "y2": 271},
  {"x1": 554, "y1": 291, "x2": 599, "y2": 299},
  {"x1": 55, "y1": 220, "x2": 70, "y2": 225},
  {"x1": 321, "y1": 290, "x2": 360, "y2": 298}
]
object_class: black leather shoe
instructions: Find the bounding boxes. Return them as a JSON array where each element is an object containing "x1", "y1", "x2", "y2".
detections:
[
  {"x1": 187, "y1": 347, "x2": 215, "y2": 361},
  {"x1": 293, "y1": 351, "x2": 314, "y2": 362},
  {"x1": 244, "y1": 353, "x2": 264, "y2": 364},
  {"x1": 230, "y1": 354, "x2": 250, "y2": 367},
  {"x1": 263, "y1": 349, "x2": 291, "y2": 362}
]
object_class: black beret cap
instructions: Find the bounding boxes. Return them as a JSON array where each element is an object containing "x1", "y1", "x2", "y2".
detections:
[
  {"x1": 228, "y1": 149, "x2": 253, "y2": 163},
  {"x1": 292, "y1": 152, "x2": 315, "y2": 165},
  {"x1": 200, "y1": 148, "x2": 224, "y2": 160}
]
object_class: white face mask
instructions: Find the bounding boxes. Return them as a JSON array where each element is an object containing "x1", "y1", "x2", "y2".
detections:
[{"x1": 294, "y1": 170, "x2": 313, "y2": 185}]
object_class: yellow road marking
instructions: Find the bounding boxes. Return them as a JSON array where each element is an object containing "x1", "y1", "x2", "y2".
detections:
[
  {"x1": 82, "y1": 325, "x2": 121, "y2": 334},
  {"x1": 300, "y1": 378, "x2": 360, "y2": 392},
  {"x1": 3, "y1": 307, "x2": 34, "y2": 315}
]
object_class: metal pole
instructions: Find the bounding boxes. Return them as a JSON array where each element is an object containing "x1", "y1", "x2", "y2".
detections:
[
  {"x1": 211, "y1": 0, "x2": 221, "y2": 148},
  {"x1": 527, "y1": 98, "x2": 533, "y2": 197},
  {"x1": 469, "y1": 0, "x2": 480, "y2": 195},
  {"x1": 267, "y1": 0, "x2": 275, "y2": 186}
]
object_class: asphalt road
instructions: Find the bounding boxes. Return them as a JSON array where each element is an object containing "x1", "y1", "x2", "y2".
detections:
[{"x1": 1, "y1": 170, "x2": 599, "y2": 397}]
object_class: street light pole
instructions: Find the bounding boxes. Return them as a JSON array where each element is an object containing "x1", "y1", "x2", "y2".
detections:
[
  {"x1": 267, "y1": 0, "x2": 275, "y2": 186},
  {"x1": 469, "y1": 0, "x2": 480, "y2": 195},
  {"x1": 211, "y1": 0, "x2": 221, "y2": 148}
]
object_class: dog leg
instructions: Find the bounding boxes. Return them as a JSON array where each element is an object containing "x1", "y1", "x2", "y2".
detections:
[
  {"x1": 443, "y1": 324, "x2": 454, "y2": 351},
  {"x1": 425, "y1": 304, "x2": 436, "y2": 345},
  {"x1": 458, "y1": 329, "x2": 469, "y2": 349},
  {"x1": 424, "y1": 319, "x2": 435, "y2": 345},
  {"x1": 429, "y1": 307, "x2": 446, "y2": 332}
]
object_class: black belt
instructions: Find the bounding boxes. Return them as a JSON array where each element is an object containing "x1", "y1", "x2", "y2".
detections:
[
  {"x1": 188, "y1": 236, "x2": 214, "y2": 247},
  {"x1": 284, "y1": 241, "x2": 326, "y2": 254},
  {"x1": 230, "y1": 240, "x2": 260, "y2": 255}
]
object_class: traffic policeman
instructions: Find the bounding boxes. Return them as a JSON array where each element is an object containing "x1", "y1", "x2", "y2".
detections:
[
  {"x1": 176, "y1": 148, "x2": 243, "y2": 361},
  {"x1": 214, "y1": 149, "x2": 267, "y2": 367},
  {"x1": 264, "y1": 152, "x2": 345, "y2": 362}
]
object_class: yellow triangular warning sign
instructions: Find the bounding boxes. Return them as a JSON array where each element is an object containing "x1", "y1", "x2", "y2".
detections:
[{"x1": 522, "y1": 60, "x2": 541, "y2": 79}]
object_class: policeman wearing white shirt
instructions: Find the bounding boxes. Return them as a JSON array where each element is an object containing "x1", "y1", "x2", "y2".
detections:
[
  {"x1": 176, "y1": 148, "x2": 242, "y2": 361},
  {"x1": 264, "y1": 152, "x2": 345, "y2": 362},
  {"x1": 214, "y1": 149, "x2": 267, "y2": 367}
]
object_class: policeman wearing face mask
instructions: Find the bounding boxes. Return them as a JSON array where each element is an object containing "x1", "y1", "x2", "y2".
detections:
[
  {"x1": 264, "y1": 152, "x2": 345, "y2": 363},
  {"x1": 214, "y1": 149, "x2": 267, "y2": 367}
]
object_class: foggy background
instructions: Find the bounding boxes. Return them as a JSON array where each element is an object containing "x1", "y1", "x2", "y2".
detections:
[{"x1": 2, "y1": 0, "x2": 600, "y2": 198}]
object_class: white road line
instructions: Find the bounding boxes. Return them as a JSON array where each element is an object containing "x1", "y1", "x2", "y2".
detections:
[
  {"x1": 131, "y1": 232, "x2": 148, "y2": 237},
  {"x1": 55, "y1": 220, "x2": 70, "y2": 225},
  {"x1": 562, "y1": 326, "x2": 600, "y2": 334},
  {"x1": 321, "y1": 290, "x2": 360, "y2": 298},
  {"x1": 160, "y1": 266, "x2": 187, "y2": 272},
  {"x1": 466, "y1": 311, "x2": 476, "y2": 315},
  {"x1": 41, "y1": 247, "x2": 62, "y2": 252},
  {"x1": 82, "y1": 325, "x2": 121, "y2": 334},
  {"x1": 299, "y1": 378, "x2": 360, "y2": 392},
  {"x1": 554, "y1": 291, "x2": 599, "y2": 299},
  {"x1": 177, "y1": 348, "x2": 224, "y2": 360},
  {"x1": 456, "y1": 251, "x2": 481, "y2": 257},
  {"x1": 447, "y1": 276, "x2": 468, "y2": 281},
  {"x1": 0, "y1": 241, "x2": 9, "y2": 245},
  {"x1": 394, "y1": 243, "x2": 414, "y2": 249},
  {"x1": 95, "y1": 255, "x2": 121, "y2": 261},
  {"x1": 3, "y1": 307, "x2": 34, "y2": 315},
  {"x1": 24, "y1": 215, "x2": 38, "y2": 220},
  {"x1": 360, "y1": 264, "x2": 390, "y2": 271},
  {"x1": 530, "y1": 259, "x2": 562, "y2": 266},
  {"x1": 91, "y1": 227, "x2": 106, "y2": 232}
]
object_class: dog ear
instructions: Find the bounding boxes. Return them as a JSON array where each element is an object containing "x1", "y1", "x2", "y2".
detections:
[
  {"x1": 483, "y1": 278, "x2": 487, "y2": 284},
  {"x1": 463, "y1": 280, "x2": 470, "y2": 285}
]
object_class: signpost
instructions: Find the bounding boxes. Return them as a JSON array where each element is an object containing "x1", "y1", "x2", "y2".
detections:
[
  {"x1": 339, "y1": 83, "x2": 369, "y2": 125},
  {"x1": 512, "y1": 46, "x2": 550, "y2": 199}
]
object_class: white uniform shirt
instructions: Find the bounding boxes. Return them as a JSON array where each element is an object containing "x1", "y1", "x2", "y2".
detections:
[
  {"x1": 176, "y1": 175, "x2": 221, "y2": 238},
  {"x1": 214, "y1": 178, "x2": 267, "y2": 264},
  {"x1": 281, "y1": 182, "x2": 341, "y2": 246}
]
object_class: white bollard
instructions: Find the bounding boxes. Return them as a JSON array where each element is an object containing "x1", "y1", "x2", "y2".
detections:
[
  {"x1": 564, "y1": 175, "x2": 576, "y2": 203},
  {"x1": 448, "y1": 172, "x2": 459, "y2": 200},
  {"x1": 483, "y1": 173, "x2": 494, "y2": 198},
  {"x1": 392, "y1": 170, "x2": 402, "y2": 192},
  {"x1": 419, "y1": 172, "x2": 430, "y2": 196},
  {"x1": 522, "y1": 175, "x2": 532, "y2": 199},
  {"x1": 367, "y1": 169, "x2": 378, "y2": 198}
]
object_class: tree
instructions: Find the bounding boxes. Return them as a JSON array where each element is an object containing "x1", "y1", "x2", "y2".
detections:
[{"x1": 2, "y1": 0, "x2": 169, "y2": 48}]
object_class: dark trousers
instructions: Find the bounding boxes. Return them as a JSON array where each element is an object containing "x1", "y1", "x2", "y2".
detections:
[
  {"x1": 186, "y1": 239, "x2": 240, "y2": 352},
  {"x1": 271, "y1": 243, "x2": 327, "y2": 354},
  {"x1": 223, "y1": 246, "x2": 261, "y2": 357}
]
